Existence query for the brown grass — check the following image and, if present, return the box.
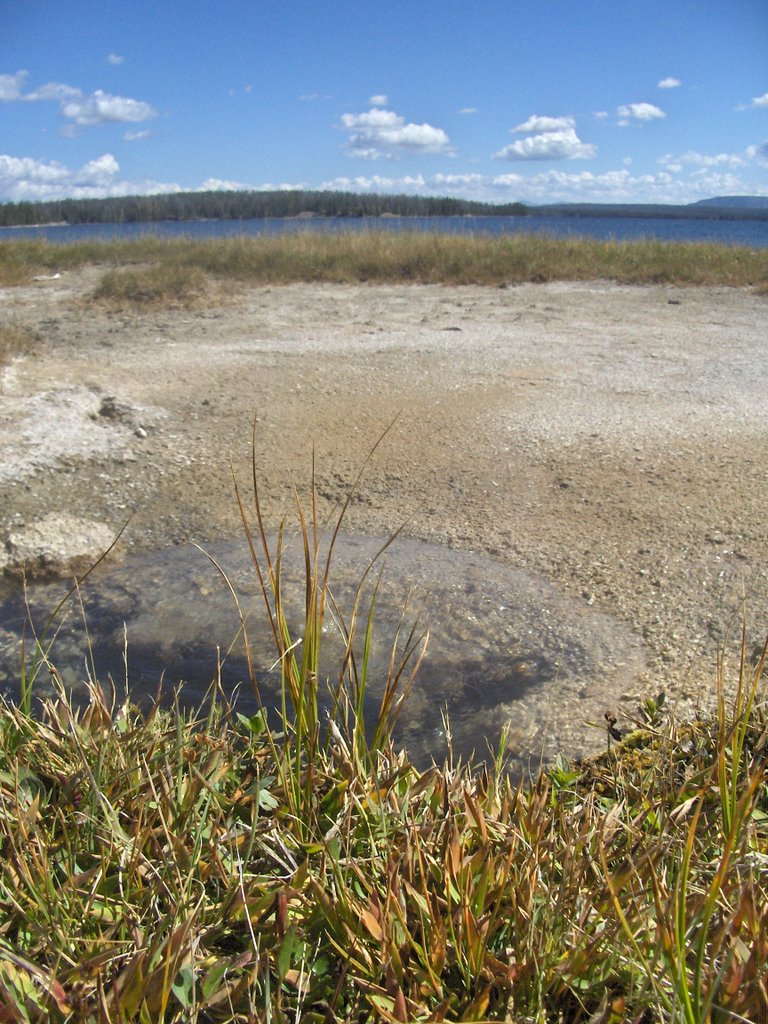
[1,233,766,301]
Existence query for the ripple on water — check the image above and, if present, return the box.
[0,534,646,772]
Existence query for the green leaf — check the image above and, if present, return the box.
[171,966,195,1009]
[277,924,303,981]
[201,961,229,1001]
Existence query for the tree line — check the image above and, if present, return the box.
[0,189,530,227]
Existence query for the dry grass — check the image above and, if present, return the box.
[89,262,213,309]
[1,233,766,301]
[0,324,38,366]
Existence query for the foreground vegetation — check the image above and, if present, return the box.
[1,233,766,304]
[0,463,766,1023]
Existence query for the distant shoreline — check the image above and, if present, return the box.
[1,187,767,230]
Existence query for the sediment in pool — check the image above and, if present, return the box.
[0,534,646,772]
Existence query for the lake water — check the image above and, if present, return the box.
[2,213,767,248]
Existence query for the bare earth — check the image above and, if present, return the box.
[2,269,767,750]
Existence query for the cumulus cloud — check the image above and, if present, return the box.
[339,106,451,159]
[514,114,575,133]
[317,166,766,204]
[432,172,485,187]
[322,173,427,191]
[658,77,681,89]
[495,114,594,161]
[494,128,595,161]
[0,151,178,201]
[489,167,758,204]
[200,177,305,192]
[368,94,388,107]
[617,102,666,123]
[61,90,157,127]
[658,147,758,171]
[107,53,125,65]
[25,82,82,102]
[750,92,768,108]
[0,70,157,132]
[0,70,28,101]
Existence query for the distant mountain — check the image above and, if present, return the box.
[532,200,768,221]
[691,196,768,209]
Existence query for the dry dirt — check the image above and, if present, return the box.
[2,269,767,748]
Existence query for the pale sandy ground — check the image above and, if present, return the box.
[2,269,767,762]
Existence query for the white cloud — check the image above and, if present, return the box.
[458,107,478,115]
[322,173,427,191]
[514,114,574,133]
[750,92,768,108]
[494,128,595,161]
[123,129,153,141]
[368,94,388,107]
[489,166,767,204]
[0,70,28,101]
[0,151,179,201]
[200,178,305,192]
[659,148,751,170]
[340,106,451,159]
[61,90,157,127]
[79,153,120,184]
[658,77,681,89]
[107,53,125,65]
[25,81,82,102]
[0,71,157,132]
[617,102,666,123]
[314,166,767,204]
[432,172,485,187]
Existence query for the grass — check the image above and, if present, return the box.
[0,324,38,367]
[0,233,766,303]
[0,448,766,1023]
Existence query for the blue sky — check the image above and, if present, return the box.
[2,0,767,206]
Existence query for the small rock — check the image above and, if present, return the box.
[0,514,122,579]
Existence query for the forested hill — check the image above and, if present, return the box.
[3,189,766,228]
[0,189,527,227]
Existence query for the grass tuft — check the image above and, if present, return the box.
[89,262,212,309]
[0,324,39,366]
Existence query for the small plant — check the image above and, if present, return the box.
[0,324,38,366]
[89,261,210,308]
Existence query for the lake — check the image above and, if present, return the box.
[2,213,767,247]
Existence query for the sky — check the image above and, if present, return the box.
[1,0,767,207]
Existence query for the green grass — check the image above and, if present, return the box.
[1,452,766,1022]
[1,233,766,301]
